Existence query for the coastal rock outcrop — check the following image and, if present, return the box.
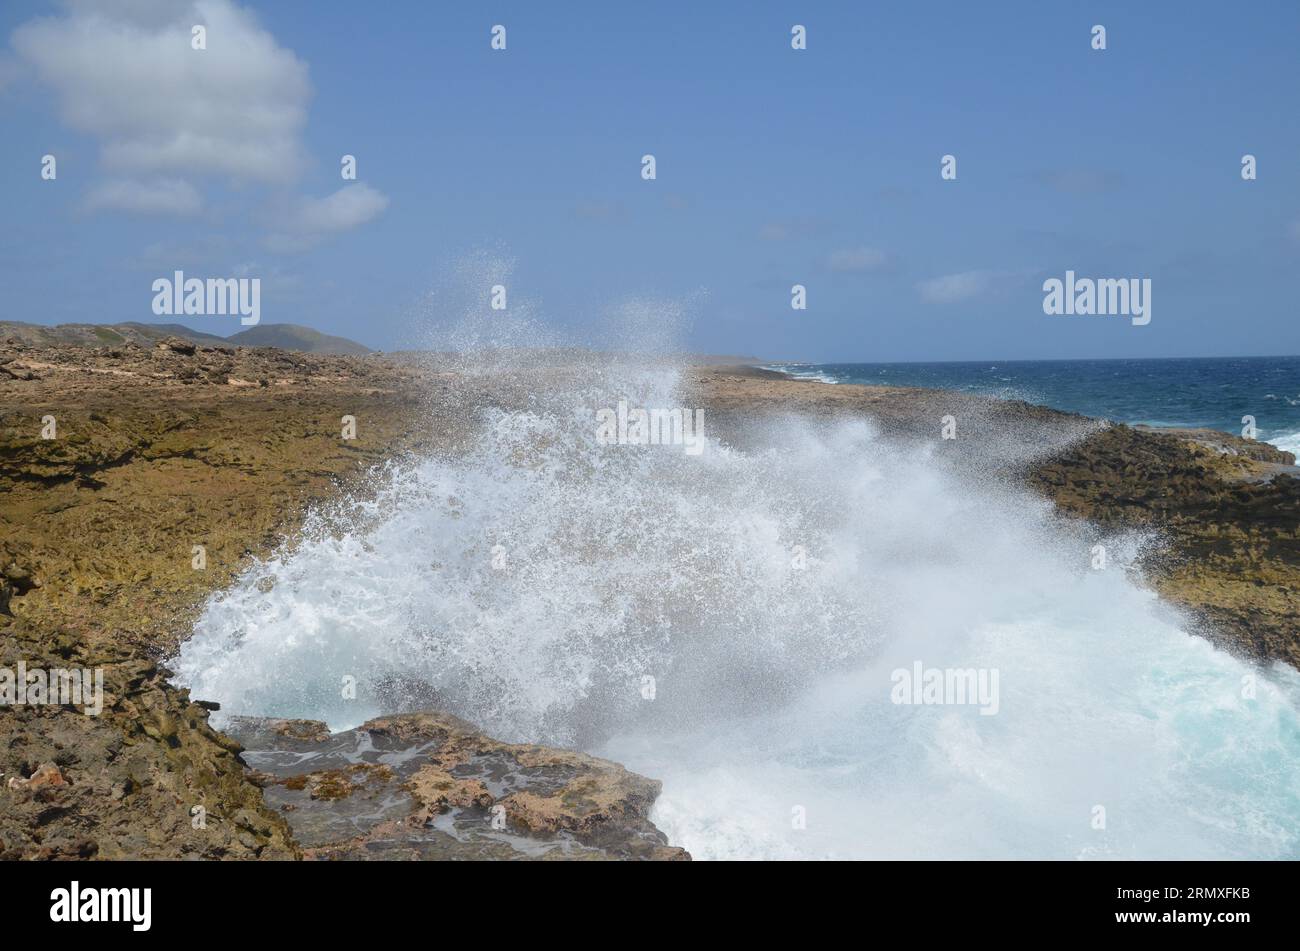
[1028,423,1300,666]
[0,340,426,859]
[230,713,689,861]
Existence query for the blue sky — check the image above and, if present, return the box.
[2,0,1297,361]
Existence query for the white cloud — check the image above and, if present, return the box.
[759,217,833,241]
[263,183,389,252]
[828,246,889,273]
[12,0,311,185]
[130,234,231,270]
[60,1,193,24]
[84,178,202,216]
[0,53,19,94]
[575,200,622,221]
[13,0,389,248]
[1032,168,1122,194]
[917,269,1001,303]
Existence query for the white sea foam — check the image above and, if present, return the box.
[174,358,1300,860]
[1268,429,1300,457]
[762,363,841,384]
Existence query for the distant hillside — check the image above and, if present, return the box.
[0,321,228,348]
[226,324,371,355]
[0,321,370,355]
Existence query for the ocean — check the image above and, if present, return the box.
[764,357,1300,455]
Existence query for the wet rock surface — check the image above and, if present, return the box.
[229,713,689,860]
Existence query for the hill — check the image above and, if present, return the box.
[226,324,371,355]
[0,321,370,355]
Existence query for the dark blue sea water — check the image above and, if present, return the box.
[764,357,1300,455]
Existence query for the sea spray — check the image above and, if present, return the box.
[176,364,889,742]
[175,359,1300,859]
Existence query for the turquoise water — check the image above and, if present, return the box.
[765,357,1300,455]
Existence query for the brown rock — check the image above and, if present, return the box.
[8,762,66,790]
[225,712,689,861]
[156,336,196,356]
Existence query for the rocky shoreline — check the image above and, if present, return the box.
[1,339,1295,860]
[229,713,687,860]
